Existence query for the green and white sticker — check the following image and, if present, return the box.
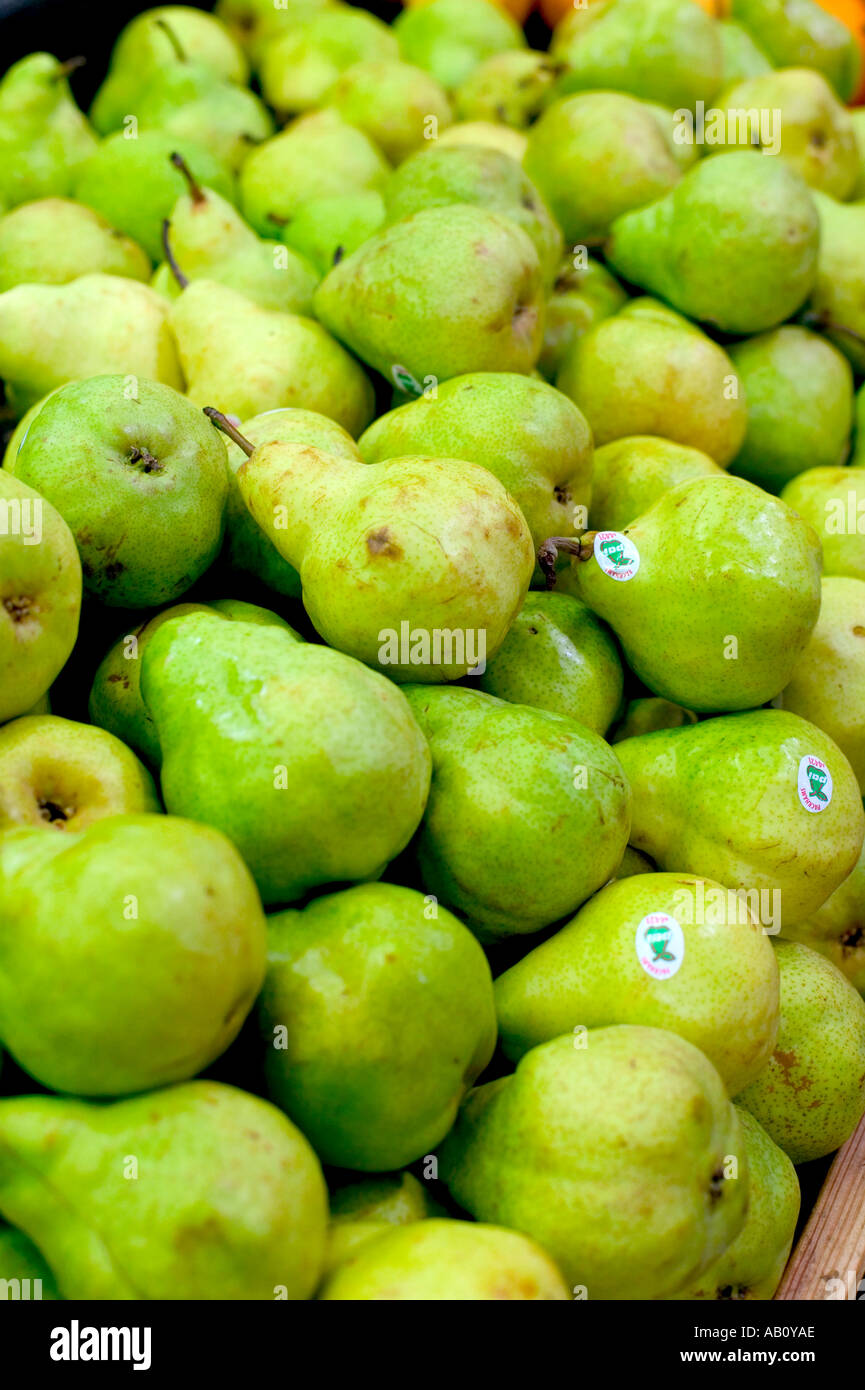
[635,912,684,980]
[390,363,424,397]
[797,755,833,813]
[594,530,640,581]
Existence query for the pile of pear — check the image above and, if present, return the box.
[2,0,865,1303]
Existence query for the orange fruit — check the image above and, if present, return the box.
[813,0,865,103]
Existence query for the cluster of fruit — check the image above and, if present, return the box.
[1,0,865,1304]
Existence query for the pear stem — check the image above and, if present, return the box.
[154,17,187,62]
[204,409,254,457]
[170,151,206,205]
[161,220,189,290]
[53,56,86,81]
[538,533,597,590]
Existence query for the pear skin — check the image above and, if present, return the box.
[781,466,865,581]
[782,838,865,996]
[0,198,150,291]
[589,435,723,531]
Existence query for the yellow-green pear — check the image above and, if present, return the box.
[589,436,723,531]
[781,466,865,581]
[0,199,150,291]
[782,839,865,996]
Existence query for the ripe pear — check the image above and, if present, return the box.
[259,6,398,114]
[440,1026,748,1298]
[0,198,150,291]
[730,0,862,101]
[455,50,560,128]
[394,0,525,92]
[852,109,865,197]
[435,119,527,161]
[0,54,97,209]
[324,60,453,165]
[140,612,431,903]
[614,709,865,928]
[314,205,545,384]
[15,376,228,607]
[738,940,865,1163]
[0,472,81,724]
[495,873,779,1094]
[538,255,627,381]
[808,192,865,375]
[611,697,697,741]
[782,838,865,996]
[556,299,747,464]
[279,191,385,277]
[330,1172,441,1226]
[0,1081,327,1299]
[215,0,327,64]
[719,18,774,83]
[0,715,159,832]
[130,60,273,176]
[589,436,723,531]
[606,152,819,335]
[781,466,865,581]
[402,685,631,940]
[0,814,266,1095]
[259,883,496,1169]
[0,1222,60,1299]
[472,592,624,737]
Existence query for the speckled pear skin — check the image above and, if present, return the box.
[781,467,865,582]
[259,883,496,1170]
[473,591,623,736]
[0,1221,60,1299]
[782,838,865,995]
[606,153,820,336]
[615,710,865,929]
[330,1172,442,1226]
[670,1106,800,1301]
[140,613,431,904]
[589,436,723,532]
[611,697,697,742]
[439,1026,748,1298]
[236,445,535,681]
[0,814,267,1095]
[402,685,631,941]
[496,873,779,1094]
[738,940,865,1163]
[319,1219,570,1301]
[0,1082,328,1300]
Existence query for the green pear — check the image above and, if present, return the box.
[0,199,150,291]
[319,1219,570,1300]
[435,118,527,160]
[240,110,390,239]
[402,685,631,940]
[358,372,592,558]
[777,577,865,791]
[851,108,865,197]
[782,838,865,996]
[394,0,525,92]
[0,275,182,418]
[330,1172,441,1226]
[0,472,81,724]
[215,0,329,64]
[472,591,623,737]
[131,60,272,178]
[0,814,266,1095]
[259,882,495,1169]
[807,192,865,375]
[606,152,819,335]
[0,1081,327,1299]
[719,19,775,83]
[440,1026,747,1298]
[524,92,683,248]
[552,0,723,110]
[555,475,821,712]
[74,129,235,262]
[230,428,535,680]
[495,872,779,1094]
[538,255,627,382]
[611,697,697,742]
[0,715,159,831]
[314,205,545,385]
[0,1221,60,1299]
[279,191,385,277]
[738,939,865,1163]
[259,6,398,114]
[614,845,656,879]
[556,299,747,464]
[0,54,97,209]
[729,326,853,492]
[382,144,562,288]
[614,709,865,928]
[588,436,723,531]
[671,1107,799,1301]
[324,60,453,165]
[169,280,374,432]
[15,376,228,607]
[455,50,561,129]
[0,392,60,474]
[781,466,865,581]
[730,0,862,101]
[140,612,431,903]
[856,382,865,465]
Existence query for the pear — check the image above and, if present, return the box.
[260,6,399,114]
[524,92,683,248]
[0,199,150,291]
[319,1220,570,1300]
[552,474,822,712]
[394,0,525,92]
[556,299,747,465]
[852,108,865,197]
[169,280,374,432]
[729,326,853,492]
[140,612,431,904]
[0,54,97,209]
[324,60,453,165]
[15,376,228,607]
[606,152,819,335]
[495,872,779,1094]
[538,255,627,382]
[615,845,656,879]
[0,1221,60,1299]
[807,192,865,375]
[279,191,385,277]
[239,110,390,239]
[132,57,274,176]
[781,466,865,581]
[402,685,631,941]
[730,0,862,101]
[857,383,865,467]
[671,1107,800,1301]
[611,697,697,742]
[435,119,527,161]
[614,709,865,929]
[0,814,266,1095]
[455,50,561,129]
[0,715,159,832]
[259,883,496,1169]
[314,205,545,384]
[440,1026,747,1298]
[738,940,865,1163]
[215,0,328,64]
[776,577,865,791]
[782,839,865,995]
[589,436,723,532]
[0,1081,327,1299]
[551,0,723,110]
[472,592,624,737]
[719,18,774,83]
[330,1172,442,1226]
[358,372,592,558]
[0,472,81,724]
